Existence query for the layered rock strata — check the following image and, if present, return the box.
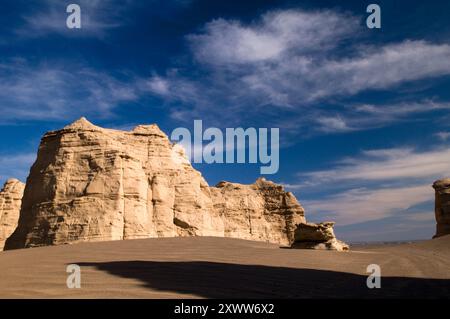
[5,118,306,249]
[432,179,450,238]
[0,179,25,250]
[291,222,349,251]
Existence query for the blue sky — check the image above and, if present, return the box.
[1,0,450,242]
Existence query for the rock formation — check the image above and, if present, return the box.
[0,179,25,250]
[211,179,305,244]
[5,118,306,249]
[432,179,450,238]
[291,222,349,251]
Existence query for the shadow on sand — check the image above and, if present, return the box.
[77,260,450,298]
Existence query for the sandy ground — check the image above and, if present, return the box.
[0,235,449,298]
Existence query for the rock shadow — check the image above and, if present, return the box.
[76,260,450,298]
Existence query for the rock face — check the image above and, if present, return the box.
[211,179,305,244]
[5,118,305,249]
[0,179,25,250]
[432,179,450,238]
[291,222,349,251]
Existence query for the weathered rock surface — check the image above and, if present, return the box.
[211,178,305,244]
[5,118,306,249]
[432,179,450,238]
[0,179,25,250]
[291,222,349,251]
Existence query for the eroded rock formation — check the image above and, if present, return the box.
[211,179,305,244]
[0,179,25,250]
[291,222,349,251]
[5,118,306,249]
[432,179,450,238]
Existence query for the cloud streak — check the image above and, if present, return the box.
[314,99,450,133]
[145,9,450,133]
[0,153,36,184]
[299,147,450,185]
[188,9,358,65]
[16,0,132,38]
[7,8,450,135]
[0,59,141,122]
[303,184,433,225]
[287,146,448,226]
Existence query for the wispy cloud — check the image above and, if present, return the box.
[0,59,141,122]
[316,116,352,133]
[314,100,450,133]
[10,7,449,134]
[188,9,359,65]
[145,9,450,132]
[286,146,448,226]
[405,211,436,222]
[303,184,433,225]
[435,131,450,141]
[16,0,132,38]
[310,41,450,99]
[4,6,450,136]
[0,153,36,184]
[334,210,436,242]
[298,147,450,185]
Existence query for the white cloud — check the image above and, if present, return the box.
[405,212,436,222]
[16,0,131,38]
[189,18,285,64]
[316,116,351,132]
[0,153,36,184]
[311,41,450,99]
[287,146,448,226]
[144,76,170,95]
[299,147,450,184]
[306,100,450,134]
[354,100,450,117]
[224,40,450,104]
[0,59,140,122]
[147,9,450,130]
[188,10,357,65]
[141,70,202,105]
[303,184,433,225]
[435,131,450,141]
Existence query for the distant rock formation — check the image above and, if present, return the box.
[0,179,25,250]
[5,118,307,249]
[291,222,349,251]
[432,179,450,238]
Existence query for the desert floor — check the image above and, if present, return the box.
[0,235,449,298]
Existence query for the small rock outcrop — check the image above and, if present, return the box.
[291,222,349,251]
[432,179,450,238]
[0,179,25,250]
[5,118,306,249]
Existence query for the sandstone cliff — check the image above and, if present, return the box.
[432,179,450,238]
[5,118,306,249]
[0,179,25,250]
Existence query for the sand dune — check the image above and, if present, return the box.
[0,236,449,298]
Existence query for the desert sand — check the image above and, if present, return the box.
[0,236,449,298]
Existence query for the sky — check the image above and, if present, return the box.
[1,0,450,242]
